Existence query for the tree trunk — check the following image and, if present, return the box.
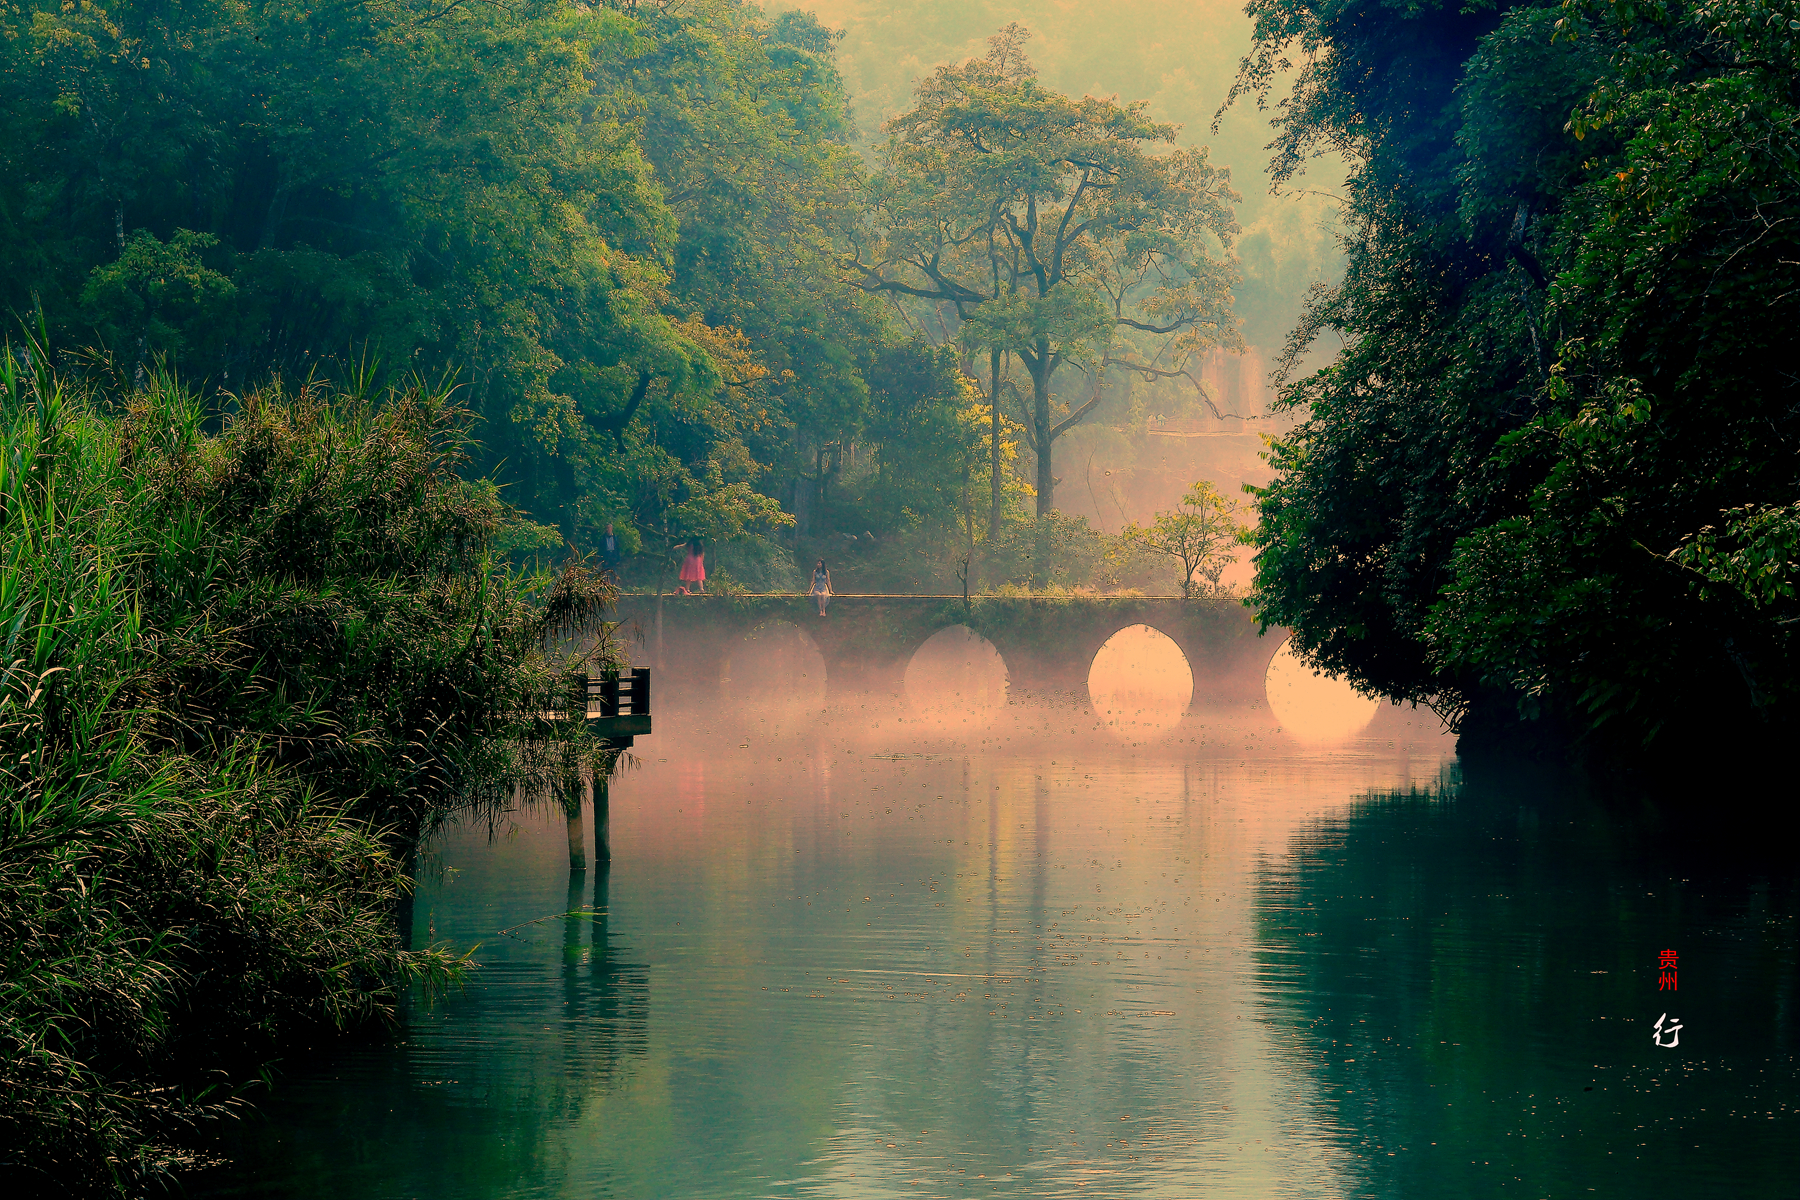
[556,451,578,553]
[258,173,292,253]
[1031,343,1055,517]
[988,348,1003,538]
[961,452,976,593]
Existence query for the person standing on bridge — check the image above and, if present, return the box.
[810,559,832,616]
[678,538,706,594]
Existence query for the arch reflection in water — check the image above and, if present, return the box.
[1087,624,1193,738]
[904,624,1008,723]
[720,620,826,712]
[1265,638,1379,743]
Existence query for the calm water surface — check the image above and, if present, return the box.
[195,699,1800,1199]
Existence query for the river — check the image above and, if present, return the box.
[193,673,1799,1198]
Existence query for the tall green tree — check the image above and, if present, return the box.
[861,340,988,551]
[590,1,886,544]
[1231,0,1800,757]
[851,24,1242,518]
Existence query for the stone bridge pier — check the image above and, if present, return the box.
[612,594,1287,714]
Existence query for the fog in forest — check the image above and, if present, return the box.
[781,0,1347,575]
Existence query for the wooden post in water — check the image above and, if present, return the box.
[564,774,587,872]
[592,760,613,863]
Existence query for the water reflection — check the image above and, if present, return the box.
[1255,768,1800,1197]
[199,830,651,1197]
[192,706,1798,1199]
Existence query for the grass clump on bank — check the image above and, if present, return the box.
[0,340,617,1194]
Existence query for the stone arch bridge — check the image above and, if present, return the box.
[612,594,1287,712]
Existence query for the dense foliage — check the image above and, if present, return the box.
[0,0,1262,596]
[0,342,613,1194]
[1233,0,1800,756]
[0,0,837,565]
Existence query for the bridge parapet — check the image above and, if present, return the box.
[612,594,1284,712]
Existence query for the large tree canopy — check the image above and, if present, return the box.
[1231,0,1800,759]
[2,0,1255,598]
[852,25,1242,517]
[0,0,868,562]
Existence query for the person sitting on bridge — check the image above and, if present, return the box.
[811,559,832,616]
[677,538,706,595]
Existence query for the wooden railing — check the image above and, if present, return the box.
[577,667,651,746]
[581,667,650,717]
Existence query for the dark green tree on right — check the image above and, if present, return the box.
[1230,0,1800,759]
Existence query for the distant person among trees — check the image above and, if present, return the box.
[678,538,706,594]
[811,560,832,616]
[600,523,622,579]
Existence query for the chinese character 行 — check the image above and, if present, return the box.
[1652,1012,1683,1049]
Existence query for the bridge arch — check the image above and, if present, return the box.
[1087,624,1194,737]
[620,594,1287,712]
[1263,635,1379,741]
[903,624,1009,723]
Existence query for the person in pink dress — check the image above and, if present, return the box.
[677,538,706,594]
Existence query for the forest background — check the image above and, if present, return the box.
[0,0,1342,600]
[9,0,1796,748]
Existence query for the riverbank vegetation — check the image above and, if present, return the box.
[0,340,616,1194]
[1229,0,1800,758]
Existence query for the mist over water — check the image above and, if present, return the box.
[905,625,1010,723]
[724,621,830,714]
[1089,625,1194,740]
[194,635,1800,1199]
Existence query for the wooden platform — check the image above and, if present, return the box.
[581,667,650,747]
[585,712,651,746]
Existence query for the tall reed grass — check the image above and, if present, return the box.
[0,336,618,1194]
